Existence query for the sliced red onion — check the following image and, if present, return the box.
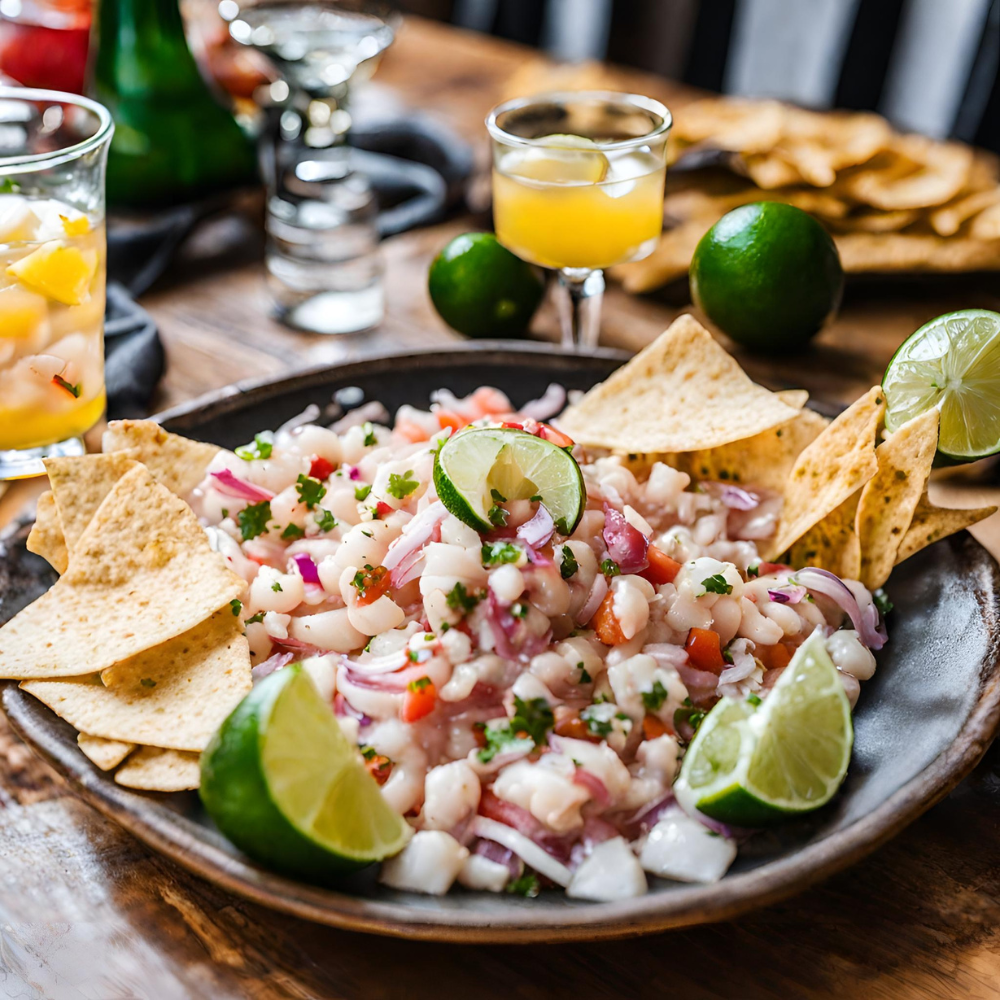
[572,767,610,808]
[291,552,320,585]
[348,466,361,481]
[210,469,274,502]
[519,383,567,422]
[251,651,293,681]
[643,643,689,668]
[794,567,887,650]
[576,573,608,626]
[331,400,389,434]
[342,651,409,676]
[524,546,553,567]
[333,693,371,726]
[718,638,757,686]
[343,660,433,690]
[271,635,323,655]
[675,663,722,706]
[767,584,807,604]
[473,838,524,880]
[701,481,760,511]
[620,791,676,838]
[484,589,551,662]
[383,501,447,576]
[517,504,555,548]
[602,503,649,574]
[470,816,573,887]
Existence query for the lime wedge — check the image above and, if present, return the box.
[433,427,585,534]
[675,632,853,827]
[503,134,609,184]
[882,308,1000,461]
[199,664,411,881]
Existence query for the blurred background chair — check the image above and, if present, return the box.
[403,0,1000,153]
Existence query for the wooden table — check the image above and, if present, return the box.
[3,17,1000,1000]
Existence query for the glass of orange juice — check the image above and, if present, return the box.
[487,92,670,349]
[0,87,113,479]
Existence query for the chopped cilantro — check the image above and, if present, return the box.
[578,663,592,684]
[362,422,377,447]
[361,746,377,761]
[873,589,894,616]
[529,494,543,503]
[702,573,733,595]
[482,541,522,566]
[747,693,762,707]
[476,696,554,763]
[407,650,419,662]
[295,474,327,509]
[387,470,419,500]
[582,708,613,739]
[488,503,508,528]
[235,433,273,461]
[246,611,265,625]
[271,580,283,592]
[221,508,229,519]
[361,530,373,538]
[506,872,540,898]
[407,675,432,692]
[314,508,337,532]
[281,523,305,540]
[511,602,528,619]
[440,622,451,633]
[641,679,668,711]
[52,373,81,398]
[355,484,372,502]
[229,599,242,616]
[446,581,482,613]
[0,177,21,194]
[236,501,271,541]
[747,561,760,578]
[600,558,620,577]
[490,488,507,503]
[559,545,578,579]
[674,697,707,736]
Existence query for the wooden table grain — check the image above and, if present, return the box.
[2,17,1000,1000]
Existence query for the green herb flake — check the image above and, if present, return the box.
[482,541,523,566]
[52,373,81,398]
[641,679,668,711]
[506,872,540,898]
[314,508,337,532]
[446,581,482,614]
[407,675,432,692]
[235,433,273,461]
[139,678,157,689]
[559,545,578,580]
[355,484,372,502]
[702,573,733,595]
[271,580,283,592]
[236,501,272,541]
[229,598,242,617]
[578,663,592,684]
[600,558,621,577]
[873,589,894,616]
[747,693,762,707]
[476,696,554,763]
[281,523,305,540]
[387,470,419,500]
[246,612,265,625]
[490,488,507,503]
[363,422,377,447]
[295,474,327,510]
[488,503,508,528]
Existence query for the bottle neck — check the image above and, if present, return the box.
[92,0,206,98]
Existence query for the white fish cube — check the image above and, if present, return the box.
[379,831,469,895]
[639,805,737,883]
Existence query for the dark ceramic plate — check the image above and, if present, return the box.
[3,343,1000,942]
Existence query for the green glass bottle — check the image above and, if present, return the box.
[92,0,258,209]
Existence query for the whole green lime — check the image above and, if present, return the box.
[690,202,844,353]
[428,232,544,339]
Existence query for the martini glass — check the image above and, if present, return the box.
[487,92,671,349]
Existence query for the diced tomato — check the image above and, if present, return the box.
[375,500,393,518]
[642,544,681,585]
[758,642,793,670]
[308,456,335,481]
[685,627,726,674]
[354,564,391,606]
[396,421,430,444]
[500,421,524,431]
[758,562,793,576]
[400,678,436,722]
[364,753,393,786]
[436,410,466,432]
[537,423,574,449]
[592,591,629,646]
[642,713,671,740]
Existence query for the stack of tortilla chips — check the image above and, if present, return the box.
[560,315,996,588]
[0,421,251,792]
[502,61,1000,290]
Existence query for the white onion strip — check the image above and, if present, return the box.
[470,816,573,887]
[576,574,608,626]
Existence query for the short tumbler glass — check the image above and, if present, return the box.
[487,91,670,350]
[0,87,113,480]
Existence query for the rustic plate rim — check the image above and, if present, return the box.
[3,344,1000,942]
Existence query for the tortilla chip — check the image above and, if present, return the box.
[672,98,787,156]
[834,230,1000,273]
[856,409,940,589]
[103,420,219,496]
[44,453,138,554]
[559,316,804,453]
[765,386,885,560]
[895,494,997,565]
[929,187,1000,237]
[741,153,803,190]
[21,611,251,751]
[114,747,200,792]
[830,208,920,233]
[78,734,135,770]
[26,491,69,574]
[0,465,245,679]
[969,201,1000,241]
[788,490,862,578]
[657,403,828,492]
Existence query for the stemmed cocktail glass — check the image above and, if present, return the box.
[487,92,671,349]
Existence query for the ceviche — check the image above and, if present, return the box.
[6,316,990,903]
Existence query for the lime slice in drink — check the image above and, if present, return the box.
[503,134,609,184]
[882,309,1000,461]
[433,426,585,535]
[199,664,411,881]
[675,632,853,827]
